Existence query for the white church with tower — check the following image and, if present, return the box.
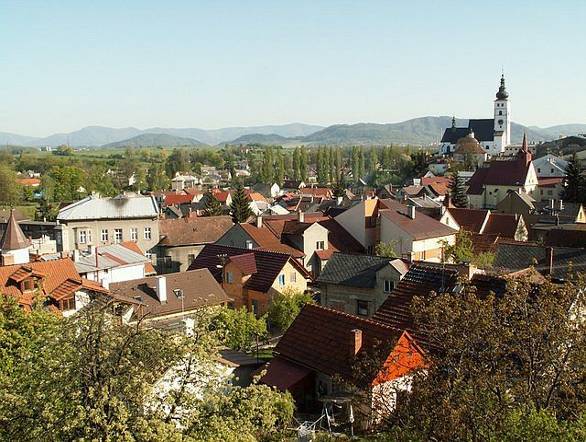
[439,74,511,157]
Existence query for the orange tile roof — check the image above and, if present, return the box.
[16,178,41,186]
[0,258,108,309]
[164,193,194,206]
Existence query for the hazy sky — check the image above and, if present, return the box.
[1,0,585,136]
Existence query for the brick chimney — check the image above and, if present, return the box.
[349,329,363,358]
[298,211,305,223]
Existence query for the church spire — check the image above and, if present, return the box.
[496,73,509,100]
[521,132,528,152]
[451,115,456,129]
[0,209,30,252]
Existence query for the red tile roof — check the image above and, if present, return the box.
[228,253,258,275]
[0,258,109,309]
[299,187,333,198]
[273,304,403,379]
[378,199,457,240]
[189,244,311,292]
[482,213,522,239]
[159,216,234,246]
[211,189,231,203]
[448,208,489,233]
[421,176,450,187]
[239,224,303,257]
[164,193,194,206]
[16,178,41,186]
[467,152,532,195]
[538,177,563,187]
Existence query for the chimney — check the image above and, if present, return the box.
[72,249,80,262]
[440,205,447,215]
[155,276,167,304]
[545,247,554,275]
[256,216,263,228]
[559,199,564,211]
[349,329,363,358]
[298,211,305,223]
[100,278,109,290]
[408,205,416,219]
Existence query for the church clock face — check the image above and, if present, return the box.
[498,119,504,125]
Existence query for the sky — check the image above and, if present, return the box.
[1,0,585,136]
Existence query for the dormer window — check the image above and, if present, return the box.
[22,278,35,292]
[226,272,234,284]
[61,297,75,311]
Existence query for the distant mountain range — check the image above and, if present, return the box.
[1,118,585,148]
[0,123,323,147]
[102,133,205,148]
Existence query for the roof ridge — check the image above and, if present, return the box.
[304,303,402,333]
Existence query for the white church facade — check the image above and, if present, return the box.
[439,75,511,157]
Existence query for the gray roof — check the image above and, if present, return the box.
[316,252,408,288]
[493,243,586,280]
[57,194,159,221]
[74,243,149,273]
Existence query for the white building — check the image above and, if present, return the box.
[439,74,511,157]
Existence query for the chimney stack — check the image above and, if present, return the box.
[298,211,305,223]
[256,216,263,228]
[155,276,167,304]
[408,205,416,219]
[349,329,363,358]
[72,249,80,262]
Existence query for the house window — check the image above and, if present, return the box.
[251,299,260,315]
[384,280,394,293]
[278,274,286,286]
[356,300,369,316]
[130,227,138,241]
[550,168,554,174]
[146,252,155,264]
[316,240,325,250]
[226,271,234,284]
[78,230,87,244]
[114,228,123,243]
[101,229,109,242]
[290,272,297,283]
[61,297,75,311]
[537,168,541,173]
[245,240,253,249]
[144,227,152,240]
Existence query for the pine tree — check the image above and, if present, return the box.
[202,191,224,216]
[299,148,308,181]
[274,151,285,186]
[292,147,301,180]
[335,147,342,183]
[351,146,359,182]
[357,147,365,180]
[452,174,468,208]
[562,153,584,203]
[230,183,253,223]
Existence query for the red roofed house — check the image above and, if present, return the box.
[335,199,457,262]
[16,177,41,187]
[467,136,538,209]
[448,207,528,241]
[0,210,113,315]
[260,304,425,420]
[188,244,311,315]
[216,212,364,276]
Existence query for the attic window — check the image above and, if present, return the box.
[22,278,35,291]
[61,297,75,311]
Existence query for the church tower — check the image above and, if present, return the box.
[0,209,31,265]
[493,74,511,153]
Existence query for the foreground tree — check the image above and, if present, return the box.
[0,297,294,441]
[267,288,314,331]
[442,230,495,269]
[450,173,469,208]
[391,274,586,440]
